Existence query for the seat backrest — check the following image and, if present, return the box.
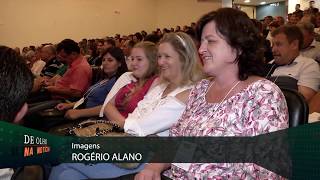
[268,76,298,91]
[27,100,61,115]
[281,88,309,127]
[91,66,103,85]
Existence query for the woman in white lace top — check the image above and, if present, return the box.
[119,32,204,136]
[49,32,204,179]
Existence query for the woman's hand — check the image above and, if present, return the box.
[56,103,73,111]
[134,167,161,180]
[135,163,169,180]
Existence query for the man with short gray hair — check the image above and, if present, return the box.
[40,44,63,77]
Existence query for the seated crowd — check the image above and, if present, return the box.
[1,5,320,180]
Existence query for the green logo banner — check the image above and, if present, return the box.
[0,121,320,179]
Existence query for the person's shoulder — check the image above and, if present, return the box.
[297,56,320,71]
[122,71,133,76]
[118,72,135,81]
[188,78,211,97]
[296,55,317,64]
[249,77,283,96]
[75,57,91,70]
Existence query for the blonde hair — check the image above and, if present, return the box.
[133,41,158,81]
[159,32,204,86]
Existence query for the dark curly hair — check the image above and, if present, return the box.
[196,8,265,80]
[0,46,33,122]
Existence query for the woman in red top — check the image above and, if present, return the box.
[104,41,159,124]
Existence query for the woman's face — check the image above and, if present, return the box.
[157,42,183,83]
[102,53,120,76]
[130,48,150,79]
[198,21,238,76]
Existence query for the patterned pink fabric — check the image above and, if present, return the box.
[167,79,289,179]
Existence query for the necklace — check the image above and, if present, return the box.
[208,80,241,112]
[187,80,241,136]
[265,63,280,84]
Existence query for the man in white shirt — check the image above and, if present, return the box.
[298,22,320,62]
[271,25,320,101]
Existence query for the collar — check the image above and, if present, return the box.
[69,55,83,68]
[270,55,299,66]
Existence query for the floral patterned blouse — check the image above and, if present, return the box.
[167,79,289,180]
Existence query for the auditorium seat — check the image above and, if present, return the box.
[281,88,309,127]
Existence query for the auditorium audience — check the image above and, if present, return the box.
[298,22,320,62]
[32,45,64,93]
[263,15,273,37]
[175,25,181,32]
[30,51,46,77]
[251,19,274,62]
[115,32,203,135]
[307,0,319,15]
[49,41,159,179]
[13,47,20,55]
[89,39,105,66]
[121,39,135,71]
[104,38,116,50]
[86,43,99,66]
[40,45,64,78]
[41,39,92,100]
[288,13,300,25]
[266,21,280,41]
[22,46,29,57]
[50,32,203,179]
[55,47,127,120]
[295,4,303,15]
[275,16,285,26]
[135,7,288,179]
[24,50,36,68]
[269,25,320,101]
[4,1,320,179]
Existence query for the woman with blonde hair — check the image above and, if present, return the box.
[102,41,159,120]
[49,32,204,179]
[49,41,159,180]
[108,32,204,136]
